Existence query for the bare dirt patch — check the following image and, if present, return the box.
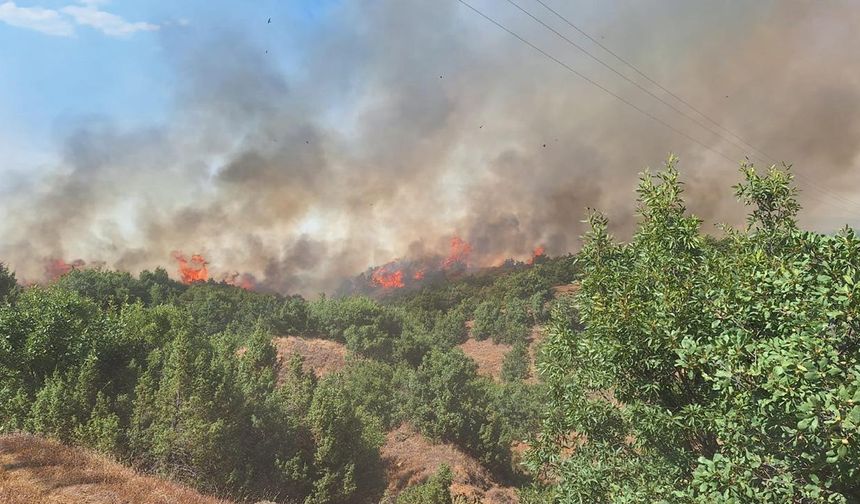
[459,325,545,383]
[458,337,512,382]
[0,434,227,504]
[381,424,518,504]
[272,335,347,379]
[551,282,580,298]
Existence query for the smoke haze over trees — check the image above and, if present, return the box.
[2,0,860,293]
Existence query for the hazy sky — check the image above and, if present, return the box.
[2,1,859,293]
[0,0,331,173]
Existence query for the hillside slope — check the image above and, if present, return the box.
[381,424,518,504]
[0,434,227,504]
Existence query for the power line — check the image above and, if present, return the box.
[455,0,738,165]
[526,0,860,213]
[504,0,767,165]
[532,0,770,160]
[458,0,860,214]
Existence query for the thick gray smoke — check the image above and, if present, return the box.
[2,0,859,294]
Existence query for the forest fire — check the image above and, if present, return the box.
[529,245,546,265]
[371,262,405,289]
[223,272,257,290]
[44,258,85,280]
[442,236,472,269]
[172,252,209,284]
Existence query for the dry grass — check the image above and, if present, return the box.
[458,337,513,382]
[0,434,228,504]
[551,282,580,298]
[459,325,546,383]
[381,424,518,504]
[272,335,347,380]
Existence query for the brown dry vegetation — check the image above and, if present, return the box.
[459,326,546,383]
[551,282,580,297]
[381,424,518,504]
[458,337,512,382]
[272,335,347,380]
[0,434,228,504]
[457,283,577,383]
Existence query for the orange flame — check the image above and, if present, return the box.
[412,269,426,280]
[442,236,472,269]
[223,271,256,290]
[45,258,85,280]
[172,251,209,284]
[529,245,546,265]
[371,262,405,289]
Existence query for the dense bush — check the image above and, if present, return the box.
[531,158,860,502]
[0,214,578,502]
[0,262,20,303]
[404,348,512,474]
[336,359,401,430]
[471,300,502,341]
[0,284,382,503]
[501,340,530,383]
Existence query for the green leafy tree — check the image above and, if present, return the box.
[531,157,860,502]
[337,359,400,429]
[0,263,19,304]
[500,297,530,344]
[305,377,385,504]
[472,301,502,341]
[501,340,530,383]
[55,268,150,308]
[405,348,512,474]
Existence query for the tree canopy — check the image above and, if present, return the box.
[531,157,860,502]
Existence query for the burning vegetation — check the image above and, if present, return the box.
[354,236,551,296]
[33,236,546,295]
[529,246,546,265]
[44,259,85,281]
[172,252,209,284]
[442,236,472,270]
[371,262,406,289]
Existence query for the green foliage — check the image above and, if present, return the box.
[531,156,860,502]
[311,296,391,340]
[0,262,19,303]
[472,298,531,344]
[528,291,549,324]
[404,348,512,474]
[395,464,453,504]
[431,306,469,347]
[0,278,386,502]
[305,377,385,504]
[178,282,307,337]
[0,222,580,501]
[501,297,531,344]
[472,300,502,341]
[55,268,152,307]
[501,340,530,383]
[337,359,401,429]
[491,381,544,441]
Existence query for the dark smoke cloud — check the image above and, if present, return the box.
[2,0,859,294]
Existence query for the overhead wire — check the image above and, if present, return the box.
[507,0,860,211]
[455,0,738,165]
[457,0,860,214]
[529,0,860,214]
